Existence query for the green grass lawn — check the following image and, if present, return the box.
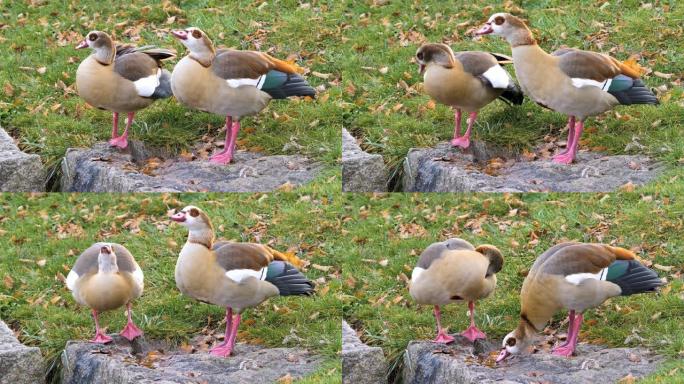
[341,178,684,382]
[339,0,684,177]
[1,0,343,187]
[0,186,344,382]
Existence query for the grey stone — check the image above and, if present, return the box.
[403,141,664,192]
[0,319,44,384]
[342,320,387,384]
[403,337,664,384]
[342,129,388,192]
[0,127,46,192]
[61,141,323,192]
[61,335,322,384]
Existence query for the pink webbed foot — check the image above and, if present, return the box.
[450,136,471,149]
[552,344,576,357]
[552,152,575,164]
[433,331,455,344]
[90,331,113,344]
[209,151,233,165]
[209,343,234,357]
[460,325,486,342]
[108,135,129,149]
[119,321,143,341]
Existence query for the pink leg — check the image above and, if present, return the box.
[460,301,487,342]
[554,116,576,157]
[553,312,583,357]
[90,310,113,344]
[212,308,233,348]
[210,311,241,357]
[451,111,477,149]
[449,108,463,145]
[109,112,133,149]
[553,310,576,349]
[210,117,238,164]
[119,303,143,341]
[111,112,120,139]
[553,119,583,164]
[432,305,455,344]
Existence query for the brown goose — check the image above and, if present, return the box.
[416,43,523,149]
[409,238,503,343]
[66,243,144,343]
[76,31,175,149]
[170,205,314,357]
[476,13,658,164]
[170,27,316,164]
[497,242,662,362]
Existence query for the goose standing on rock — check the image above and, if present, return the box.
[475,13,658,164]
[170,205,315,357]
[170,28,316,164]
[409,238,503,343]
[76,31,175,149]
[66,243,144,343]
[497,242,662,362]
[416,43,523,149]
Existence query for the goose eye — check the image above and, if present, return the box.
[191,30,202,39]
[506,337,517,347]
[416,52,424,60]
[88,33,97,41]
[494,16,505,25]
[189,208,200,217]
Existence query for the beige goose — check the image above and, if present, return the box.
[170,205,314,357]
[409,238,503,343]
[76,31,175,149]
[66,243,144,343]
[476,13,658,164]
[497,242,662,362]
[170,28,316,164]
[416,43,523,149]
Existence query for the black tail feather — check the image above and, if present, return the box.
[265,261,315,296]
[609,79,659,106]
[263,73,316,100]
[608,260,663,296]
[498,83,524,105]
[150,69,173,99]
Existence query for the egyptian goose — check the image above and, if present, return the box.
[170,28,316,164]
[66,243,144,343]
[476,13,658,164]
[76,31,175,149]
[497,242,662,362]
[170,205,315,357]
[416,44,523,149]
[409,238,503,343]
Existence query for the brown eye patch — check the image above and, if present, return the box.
[506,337,517,347]
[494,16,505,25]
[191,30,202,39]
[416,51,424,60]
[88,33,97,41]
[189,208,200,217]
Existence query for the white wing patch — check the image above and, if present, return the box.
[226,75,266,89]
[66,270,79,290]
[133,69,161,97]
[571,78,612,91]
[565,268,608,285]
[411,267,425,284]
[131,264,144,288]
[482,65,511,89]
[226,267,268,283]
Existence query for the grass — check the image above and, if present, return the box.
[338,0,684,177]
[1,0,343,187]
[340,178,684,382]
[0,186,344,382]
